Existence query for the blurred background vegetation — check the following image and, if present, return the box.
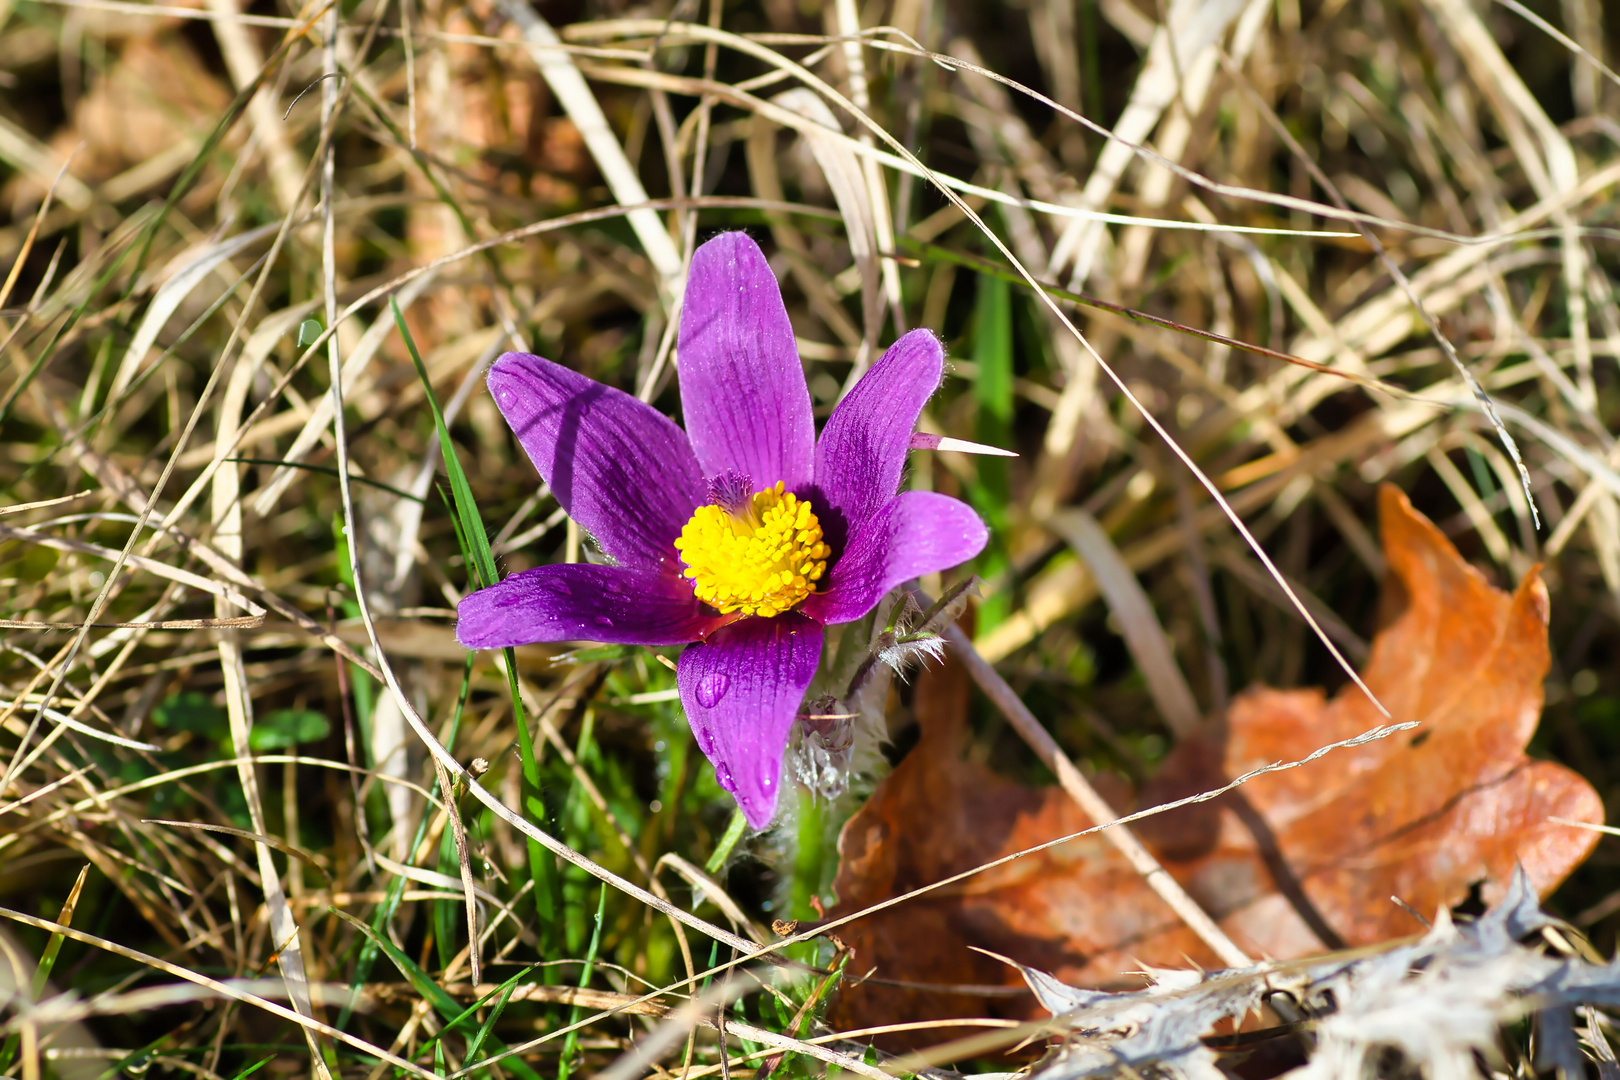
[1,0,1619,1074]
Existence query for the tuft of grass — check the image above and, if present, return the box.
[0,0,1617,1076]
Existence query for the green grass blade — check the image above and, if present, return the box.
[330,909,543,1080]
[0,12,316,428]
[968,270,1014,631]
[392,297,496,589]
[557,883,609,1080]
[334,653,476,1033]
[332,909,462,1015]
[463,967,532,1070]
[393,298,562,964]
[0,865,89,1074]
[972,271,1014,426]
[421,964,535,1062]
[705,808,748,875]
[227,1055,276,1080]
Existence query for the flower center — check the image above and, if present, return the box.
[674,481,830,618]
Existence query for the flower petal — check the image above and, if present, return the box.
[677,232,815,491]
[812,329,943,542]
[802,491,988,626]
[677,612,822,829]
[456,564,727,648]
[488,352,705,570]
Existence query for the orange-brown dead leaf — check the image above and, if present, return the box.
[826,486,1601,1048]
[54,36,230,184]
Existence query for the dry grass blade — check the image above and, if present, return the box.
[0,155,75,315]
[655,852,770,945]
[19,978,362,1024]
[0,702,158,752]
[1217,46,1545,531]
[596,976,749,1080]
[1493,0,1620,91]
[498,0,683,294]
[772,87,882,366]
[2,1,1614,1074]
[316,71,778,1022]
[472,718,1417,1078]
[429,756,483,986]
[934,619,1252,968]
[0,615,264,630]
[143,819,331,881]
[643,19,1390,715]
[0,909,434,1078]
[0,492,93,517]
[1048,509,1202,735]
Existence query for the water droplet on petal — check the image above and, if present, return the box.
[715,763,734,791]
[593,615,613,628]
[694,672,731,709]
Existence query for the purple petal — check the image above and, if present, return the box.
[802,491,988,626]
[487,353,705,571]
[677,233,815,491]
[812,329,943,541]
[456,564,728,648]
[677,612,822,829]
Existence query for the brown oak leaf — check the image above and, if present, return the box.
[826,486,1601,1046]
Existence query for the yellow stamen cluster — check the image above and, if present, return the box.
[674,481,830,618]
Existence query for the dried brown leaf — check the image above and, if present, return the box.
[827,486,1601,1047]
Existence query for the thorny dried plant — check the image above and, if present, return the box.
[0,0,1618,1076]
[997,868,1620,1080]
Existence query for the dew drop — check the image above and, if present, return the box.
[593,615,614,628]
[715,763,735,791]
[694,671,731,708]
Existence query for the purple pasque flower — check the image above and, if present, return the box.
[456,232,987,828]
